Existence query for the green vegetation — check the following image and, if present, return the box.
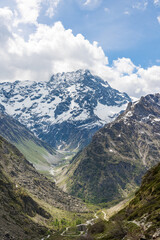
[15,139,51,168]
[84,162,160,240]
[0,113,58,171]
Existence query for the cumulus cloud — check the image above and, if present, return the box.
[0,5,160,99]
[14,0,61,25]
[157,16,160,23]
[0,7,13,21]
[112,58,137,75]
[15,0,42,25]
[0,11,108,82]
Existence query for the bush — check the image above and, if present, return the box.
[88,221,105,234]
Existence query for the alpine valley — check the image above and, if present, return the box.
[0,70,160,240]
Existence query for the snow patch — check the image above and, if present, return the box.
[94,102,127,122]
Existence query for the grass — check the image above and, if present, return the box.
[30,194,95,232]
[15,139,51,169]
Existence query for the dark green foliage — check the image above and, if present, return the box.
[126,162,160,223]
[88,221,105,234]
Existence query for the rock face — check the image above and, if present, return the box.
[64,93,160,203]
[0,69,130,150]
[0,136,87,213]
[0,112,60,170]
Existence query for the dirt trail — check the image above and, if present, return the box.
[102,198,131,220]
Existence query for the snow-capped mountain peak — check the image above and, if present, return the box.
[0,69,131,150]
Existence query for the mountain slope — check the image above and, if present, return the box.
[0,112,61,171]
[88,162,160,240]
[126,162,160,226]
[0,135,87,213]
[0,168,49,240]
[0,69,130,150]
[63,93,160,203]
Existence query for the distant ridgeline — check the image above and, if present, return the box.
[0,69,130,151]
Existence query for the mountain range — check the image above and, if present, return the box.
[0,69,130,151]
[61,93,160,204]
[0,69,160,240]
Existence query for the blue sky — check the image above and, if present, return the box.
[0,0,160,98]
[37,0,160,67]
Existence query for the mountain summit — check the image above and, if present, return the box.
[0,69,130,150]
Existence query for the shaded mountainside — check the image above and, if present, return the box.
[0,168,49,240]
[0,69,130,150]
[87,162,160,240]
[0,112,61,171]
[63,93,160,204]
[0,135,87,213]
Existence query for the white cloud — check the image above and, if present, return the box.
[14,0,61,25]
[157,16,160,23]
[112,58,137,75]
[0,6,160,99]
[92,58,160,98]
[132,0,148,10]
[0,16,108,82]
[154,0,160,5]
[124,11,130,15]
[45,0,61,18]
[84,0,91,5]
[15,0,42,25]
[0,7,14,45]
[0,7,13,21]
[82,0,102,9]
